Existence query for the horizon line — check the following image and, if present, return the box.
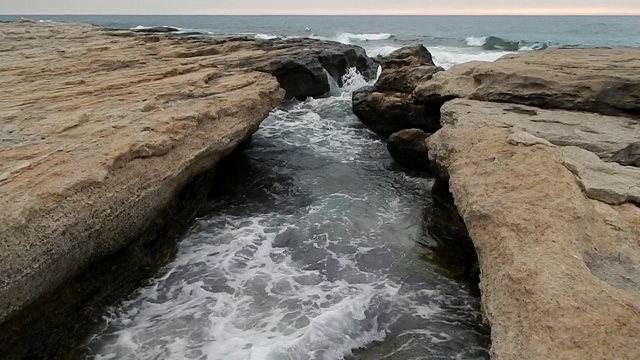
[4,13,640,16]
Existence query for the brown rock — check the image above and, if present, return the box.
[427,123,640,360]
[414,48,640,117]
[440,99,640,163]
[0,21,374,327]
[387,129,431,169]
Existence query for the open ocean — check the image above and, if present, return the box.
[2,14,639,360]
[1,15,639,68]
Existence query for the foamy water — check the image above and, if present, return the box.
[84,71,488,360]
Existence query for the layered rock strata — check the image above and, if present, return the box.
[0,21,376,327]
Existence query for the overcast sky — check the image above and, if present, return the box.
[2,0,640,15]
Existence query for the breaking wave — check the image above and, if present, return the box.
[312,32,394,44]
[465,35,549,51]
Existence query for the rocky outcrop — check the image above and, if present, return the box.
[0,21,375,329]
[352,45,444,136]
[387,129,431,169]
[414,48,640,117]
[255,38,377,99]
[425,84,640,358]
[440,99,640,164]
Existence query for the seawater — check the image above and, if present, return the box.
[82,70,487,359]
[2,15,639,68]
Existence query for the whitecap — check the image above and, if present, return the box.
[429,46,513,69]
[254,33,279,40]
[465,36,487,47]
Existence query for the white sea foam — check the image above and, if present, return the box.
[429,46,513,69]
[465,36,487,47]
[366,45,401,57]
[85,58,486,359]
[311,32,393,44]
[254,33,279,40]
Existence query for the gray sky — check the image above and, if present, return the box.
[2,0,640,15]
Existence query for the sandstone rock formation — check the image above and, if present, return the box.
[352,45,444,136]
[427,125,640,360]
[0,21,375,329]
[414,48,640,117]
[386,129,431,169]
[356,45,640,359]
[424,70,640,358]
[440,99,640,164]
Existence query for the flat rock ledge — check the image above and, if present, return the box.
[0,21,375,326]
[426,79,640,358]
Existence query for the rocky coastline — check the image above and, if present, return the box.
[356,46,640,359]
[0,21,377,358]
[2,19,640,360]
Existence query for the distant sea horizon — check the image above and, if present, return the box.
[2,14,638,69]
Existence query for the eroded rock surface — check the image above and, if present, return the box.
[0,21,374,325]
[441,99,640,163]
[414,48,640,117]
[430,99,640,359]
[427,126,640,360]
[352,45,444,136]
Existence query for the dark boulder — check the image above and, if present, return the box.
[610,143,640,167]
[387,129,431,170]
[352,45,444,136]
[375,45,444,93]
[352,86,441,137]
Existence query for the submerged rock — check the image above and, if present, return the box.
[387,129,431,170]
[352,45,444,136]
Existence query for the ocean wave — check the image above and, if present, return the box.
[465,35,549,51]
[429,46,512,69]
[255,33,279,40]
[312,32,394,44]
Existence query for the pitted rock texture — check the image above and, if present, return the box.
[427,126,640,360]
[440,99,640,163]
[414,48,640,117]
[0,21,375,324]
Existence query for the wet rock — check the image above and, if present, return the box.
[258,38,377,99]
[414,48,640,117]
[375,45,443,93]
[423,179,479,279]
[352,45,444,136]
[610,143,640,167]
[387,129,431,170]
[352,87,441,136]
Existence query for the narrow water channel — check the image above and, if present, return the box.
[84,75,489,360]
